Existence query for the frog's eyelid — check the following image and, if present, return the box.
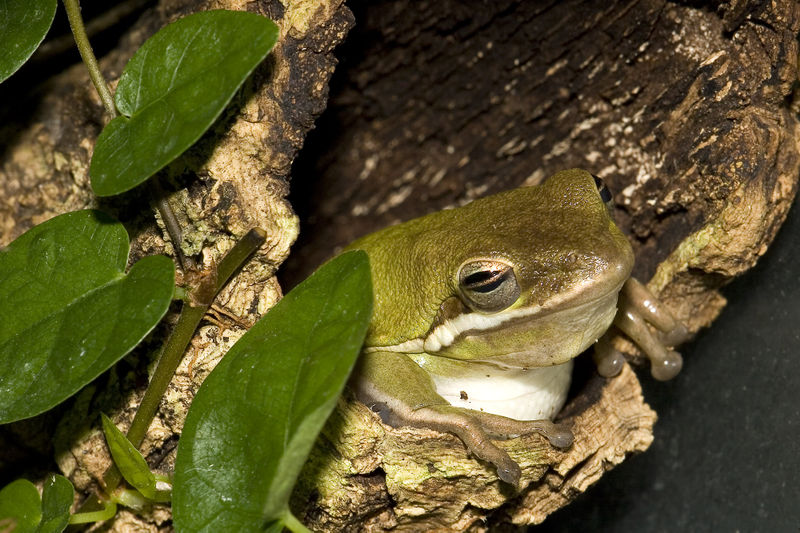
[463,269,511,293]
[457,260,520,313]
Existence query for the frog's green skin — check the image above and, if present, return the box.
[344,169,686,486]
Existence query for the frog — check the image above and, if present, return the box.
[344,168,688,486]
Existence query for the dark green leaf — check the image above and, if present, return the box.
[0,210,175,423]
[0,479,41,533]
[90,10,278,196]
[37,475,73,533]
[0,0,57,84]
[172,251,372,532]
[101,413,171,502]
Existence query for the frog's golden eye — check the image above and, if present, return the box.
[457,260,521,313]
[591,174,615,213]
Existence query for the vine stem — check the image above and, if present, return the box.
[282,511,313,533]
[39,0,150,59]
[62,0,117,118]
[98,228,267,497]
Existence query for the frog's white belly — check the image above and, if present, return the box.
[422,359,573,420]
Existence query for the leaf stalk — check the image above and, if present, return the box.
[282,511,313,533]
[62,0,117,118]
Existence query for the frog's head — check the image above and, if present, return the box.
[352,168,634,368]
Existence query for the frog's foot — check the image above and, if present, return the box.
[408,405,572,486]
[595,278,689,381]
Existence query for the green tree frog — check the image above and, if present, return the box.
[344,169,687,486]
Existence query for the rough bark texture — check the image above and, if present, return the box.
[0,0,797,531]
[281,0,800,530]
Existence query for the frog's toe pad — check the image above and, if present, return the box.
[650,350,683,381]
[496,460,522,486]
[595,348,625,378]
[545,424,574,448]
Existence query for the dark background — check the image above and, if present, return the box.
[537,198,800,531]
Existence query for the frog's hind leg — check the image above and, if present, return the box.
[352,350,566,486]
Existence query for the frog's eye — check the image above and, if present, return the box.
[591,174,615,213]
[457,260,521,313]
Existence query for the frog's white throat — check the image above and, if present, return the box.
[413,356,574,420]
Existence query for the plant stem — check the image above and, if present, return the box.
[101,228,266,494]
[216,228,267,285]
[39,0,150,60]
[126,305,207,449]
[68,501,117,524]
[282,511,313,533]
[62,0,117,118]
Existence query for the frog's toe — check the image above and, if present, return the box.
[495,458,521,486]
[544,423,573,448]
[520,419,573,448]
[593,334,625,377]
[596,350,625,378]
[650,350,683,381]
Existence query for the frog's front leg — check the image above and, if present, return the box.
[352,350,572,486]
[594,278,691,380]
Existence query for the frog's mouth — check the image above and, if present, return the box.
[427,276,624,352]
[372,274,626,366]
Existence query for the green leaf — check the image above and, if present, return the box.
[0,0,57,84]
[0,479,41,533]
[172,251,372,533]
[90,10,279,196]
[0,210,175,423]
[0,476,73,533]
[101,413,171,502]
[37,475,73,533]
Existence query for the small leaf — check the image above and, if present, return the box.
[90,10,279,196]
[0,0,57,84]
[0,210,175,423]
[101,413,170,502]
[0,476,74,533]
[37,475,73,533]
[173,251,372,532]
[101,414,155,495]
[0,479,41,532]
